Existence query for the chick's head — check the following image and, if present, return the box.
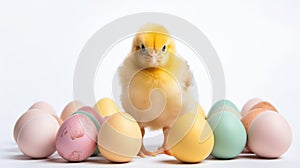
[131,24,176,68]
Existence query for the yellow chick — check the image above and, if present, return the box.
[118,24,196,157]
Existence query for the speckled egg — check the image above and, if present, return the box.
[72,110,101,156]
[56,114,98,162]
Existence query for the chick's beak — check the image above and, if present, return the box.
[149,50,158,64]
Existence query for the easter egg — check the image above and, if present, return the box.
[248,111,292,158]
[98,112,142,162]
[191,104,206,119]
[72,110,101,156]
[56,114,98,161]
[241,98,263,116]
[208,111,246,159]
[60,100,85,121]
[94,98,120,118]
[17,113,59,158]
[167,113,214,163]
[208,99,241,119]
[14,102,62,143]
[241,108,272,132]
[79,106,103,124]
[250,101,277,112]
[28,101,57,116]
[14,109,46,142]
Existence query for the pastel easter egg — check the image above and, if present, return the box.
[60,100,85,121]
[98,112,142,163]
[248,111,292,158]
[241,98,263,116]
[56,114,98,161]
[17,114,59,158]
[208,99,241,119]
[167,113,214,163]
[208,111,247,159]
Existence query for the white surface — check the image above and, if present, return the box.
[1,0,299,167]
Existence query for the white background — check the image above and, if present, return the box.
[0,0,299,167]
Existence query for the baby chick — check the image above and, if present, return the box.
[118,24,196,157]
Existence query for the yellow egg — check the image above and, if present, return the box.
[94,98,120,117]
[97,112,142,162]
[167,113,214,163]
[195,104,206,119]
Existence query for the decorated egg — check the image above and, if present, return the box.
[79,106,103,124]
[167,113,214,163]
[56,114,98,161]
[208,111,246,159]
[98,112,142,162]
[72,110,101,156]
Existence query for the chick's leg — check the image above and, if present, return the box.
[152,127,172,156]
[138,127,155,157]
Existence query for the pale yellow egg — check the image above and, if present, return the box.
[94,98,120,117]
[167,113,214,163]
[97,112,142,162]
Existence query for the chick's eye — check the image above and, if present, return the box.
[162,45,166,52]
[141,44,146,52]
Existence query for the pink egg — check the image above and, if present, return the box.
[241,98,263,116]
[17,114,60,158]
[28,101,63,125]
[29,101,57,116]
[78,106,104,125]
[14,109,44,142]
[56,114,97,162]
[60,101,85,121]
[248,111,292,158]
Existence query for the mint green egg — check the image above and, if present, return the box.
[207,111,246,159]
[73,110,101,156]
[208,99,241,119]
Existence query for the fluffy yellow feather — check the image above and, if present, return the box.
[118,24,196,156]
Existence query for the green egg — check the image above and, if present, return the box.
[207,99,241,119]
[207,111,247,159]
[73,110,101,156]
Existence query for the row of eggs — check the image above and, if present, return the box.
[13,97,292,163]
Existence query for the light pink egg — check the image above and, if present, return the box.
[29,101,57,116]
[56,114,97,162]
[60,101,85,121]
[241,98,263,116]
[78,106,104,125]
[28,101,63,125]
[248,111,292,158]
[14,109,45,142]
[17,114,60,158]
